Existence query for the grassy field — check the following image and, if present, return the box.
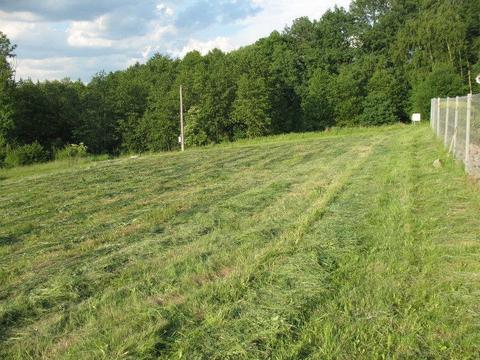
[1,124,479,359]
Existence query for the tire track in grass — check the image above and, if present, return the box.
[267,126,473,359]
[272,129,417,359]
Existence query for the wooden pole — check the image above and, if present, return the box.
[179,85,185,152]
[468,66,473,95]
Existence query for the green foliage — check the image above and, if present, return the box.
[139,87,179,152]
[301,69,335,130]
[394,1,467,76]
[411,64,466,117]
[4,141,48,167]
[184,106,209,146]
[0,136,7,167]
[472,61,480,94]
[231,75,271,138]
[332,61,370,126]
[0,31,16,145]
[55,143,88,160]
[360,68,405,125]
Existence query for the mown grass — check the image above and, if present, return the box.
[0,124,479,359]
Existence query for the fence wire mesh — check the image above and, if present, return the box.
[456,96,467,167]
[431,93,480,178]
[438,98,445,138]
[470,94,480,176]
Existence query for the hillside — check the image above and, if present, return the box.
[1,125,479,359]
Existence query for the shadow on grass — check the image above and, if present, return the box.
[0,235,20,246]
[151,318,182,357]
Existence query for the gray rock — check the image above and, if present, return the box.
[433,159,443,168]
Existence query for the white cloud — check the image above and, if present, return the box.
[0,10,40,22]
[156,3,174,16]
[67,17,113,47]
[0,19,36,39]
[174,36,234,57]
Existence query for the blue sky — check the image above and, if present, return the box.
[0,0,350,82]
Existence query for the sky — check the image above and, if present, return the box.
[0,0,351,82]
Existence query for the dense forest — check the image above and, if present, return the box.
[1,0,479,167]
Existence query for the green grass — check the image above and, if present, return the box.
[1,124,479,359]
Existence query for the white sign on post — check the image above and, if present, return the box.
[412,113,421,123]
[476,74,480,85]
[178,135,182,144]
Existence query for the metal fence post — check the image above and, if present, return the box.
[430,99,434,128]
[453,96,459,155]
[437,97,441,137]
[465,93,472,171]
[444,97,450,146]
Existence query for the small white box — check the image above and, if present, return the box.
[411,113,421,122]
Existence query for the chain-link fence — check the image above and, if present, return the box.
[431,93,480,177]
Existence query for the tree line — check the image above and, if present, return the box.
[1,0,479,167]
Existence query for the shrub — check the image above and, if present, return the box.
[55,143,88,160]
[0,137,7,168]
[360,68,407,125]
[4,142,48,167]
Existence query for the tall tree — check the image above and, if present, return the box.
[301,69,335,130]
[231,75,271,138]
[0,31,16,146]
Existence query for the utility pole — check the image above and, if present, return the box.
[179,85,185,152]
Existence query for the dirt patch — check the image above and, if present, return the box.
[192,266,234,286]
[118,221,144,237]
[150,292,185,307]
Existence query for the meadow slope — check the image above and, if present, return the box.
[1,125,479,359]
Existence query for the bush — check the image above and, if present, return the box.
[360,68,407,125]
[55,143,88,160]
[4,141,48,167]
[0,137,7,168]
